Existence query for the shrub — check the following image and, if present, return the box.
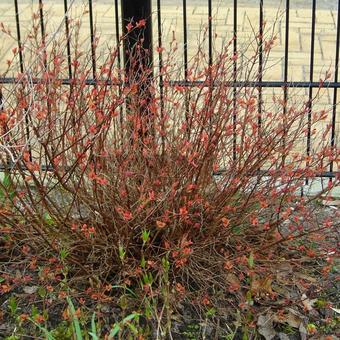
[0,9,339,337]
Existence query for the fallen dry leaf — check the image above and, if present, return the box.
[257,313,276,340]
[251,275,274,298]
[330,307,340,314]
[295,273,317,283]
[273,308,304,329]
[23,286,38,294]
[301,293,316,312]
[226,273,241,292]
[299,322,307,340]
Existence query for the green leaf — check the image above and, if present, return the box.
[2,173,11,188]
[8,296,17,316]
[31,305,39,318]
[28,317,55,340]
[246,290,253,304]
[162,257,170,272]
[60,248,69,261]
[232,226,242,235]
[148,272,153,284]
[248,252,254,268]
[141,256,146,269]
[109,323,121,337]
[141,230,150,245]
[43,212,55,226]
[66,297,83,340]
[122,313,140,323]
[118,245,126,261]
[109,313,140,338]
[127,322,138,335]
[38,287,47,298]
[89,312,99,340]
[206,307,217,317]
[110,284,136,298]
[0,173,15,202]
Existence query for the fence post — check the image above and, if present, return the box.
[121,0,153,75]
[121,0,154,139]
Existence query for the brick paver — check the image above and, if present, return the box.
[0,0,338,139]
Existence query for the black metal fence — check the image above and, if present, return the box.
[0,0,339,178]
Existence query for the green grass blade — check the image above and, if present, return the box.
[111,284,137,298]
[66,297,83,340]
[28,317,55,340]
[89,312,99,340]
[122,313,140,323]
[109,323,121,337]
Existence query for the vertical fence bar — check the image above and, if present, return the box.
[207,0,213,129]
[63,0,72,79]
[182,0,190,133]
[183,0,188,80]
[306,0,316,185]
[114,0,124,137]
[330,0,340,175]
[121,0,153,75]
[157,0,163,83]
[14,0,24,76]
[232,0,238,162]
[121,0,153,137]
[39,0,45,43]
[157,0,163,87]
[39,0,52,170]
[208,0,213,68]
[258,0,263,131]
[38,0,48,78]
[14,0,31,161]
[157,0,165,155]
[88,0,96,80]
[114,0,121,70]
[282,0,290,166]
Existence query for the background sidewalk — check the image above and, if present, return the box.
[0,1,338,81]
[0,0,339,141]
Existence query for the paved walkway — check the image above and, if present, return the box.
[0,1,338,172]
[0,1,338,109]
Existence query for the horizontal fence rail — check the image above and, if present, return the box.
[0,0,339,180]
[0,77,339,88]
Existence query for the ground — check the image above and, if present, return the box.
[0,202,339,339]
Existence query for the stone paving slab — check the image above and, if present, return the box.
[0,0,338,139]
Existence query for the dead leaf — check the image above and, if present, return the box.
[226,273,241,292]
[257,314,276,340]
[251,275,274,298]
[299,322,307,340]
[276,262,293,273]
[330,307,340,314]
[276,263,293,283]
[156,220,166,229]
[23,286,38,294]
[295,273,317,283]
[301,293,316,312]
[273,308,304,329]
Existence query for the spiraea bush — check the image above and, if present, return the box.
[0,11,339,337]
